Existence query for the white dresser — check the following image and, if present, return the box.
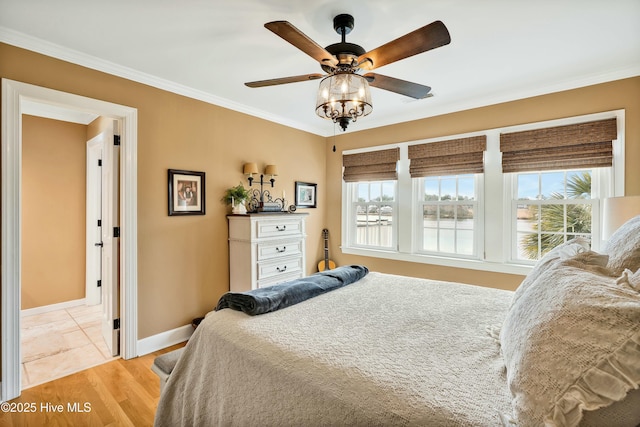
[227,213,308,292]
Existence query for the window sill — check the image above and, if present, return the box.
[340,246,533,276]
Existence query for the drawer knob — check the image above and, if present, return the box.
[276,246,286,253]
[276,266,287,273]
[275,225,287,231]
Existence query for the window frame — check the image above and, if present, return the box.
[340,110,625,275]
[505,167,611,263]
[508,171,595,263]
[347,180,398,250]
[414,174,483,259]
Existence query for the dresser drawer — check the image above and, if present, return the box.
[257,239,303,261]
[258,256,303,281]
[256,218,303,238]
[257,271,303,288]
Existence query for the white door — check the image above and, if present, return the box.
[101,120,120,357]
[85,136,103,306]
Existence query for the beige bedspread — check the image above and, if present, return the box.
[154,272,514,426]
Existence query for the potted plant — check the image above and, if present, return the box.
[222,183,250,214]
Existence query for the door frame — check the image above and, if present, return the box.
[1,79,139,401]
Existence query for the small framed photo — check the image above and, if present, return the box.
[168,169,205,216]
[295,181,317,208]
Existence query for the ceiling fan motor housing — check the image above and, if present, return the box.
[322,43,365,72]
[321,14,366,73]
[333,14,355,35]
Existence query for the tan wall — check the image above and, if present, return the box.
[327,77,640,291]
[1,43,326,340]
[87,115,113,140]
[21,115,87,309]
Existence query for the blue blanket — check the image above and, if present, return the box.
[215,265,369,315]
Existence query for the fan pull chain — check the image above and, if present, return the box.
[333,122,337,152]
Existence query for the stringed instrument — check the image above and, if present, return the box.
[317,228,336,271]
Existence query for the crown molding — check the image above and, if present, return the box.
[0,26,328,136]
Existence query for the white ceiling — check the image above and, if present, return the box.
[1,0,639,136]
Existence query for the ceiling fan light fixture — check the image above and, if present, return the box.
[248,16,450,130]
[315,71,372,131]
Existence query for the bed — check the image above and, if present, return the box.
[154,216,640,427]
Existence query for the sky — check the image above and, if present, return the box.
[517,170,590,200]
[355,170,591,202]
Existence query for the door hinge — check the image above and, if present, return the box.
[98,159,102,166]
[97,219,102,227]
[113,319,120,330]
[114,135,121,146]
[97,280,101,288]
[113,227,120,238]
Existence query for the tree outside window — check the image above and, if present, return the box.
[518,171,592,260]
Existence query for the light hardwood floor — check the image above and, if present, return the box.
[1,342,186,426]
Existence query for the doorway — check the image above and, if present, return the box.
[19,116,120,389]
[1,79,139,402]
[20,113,117,390]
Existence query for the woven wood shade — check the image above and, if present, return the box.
[343,148,399,182]
[408,136,486,178]
[500,118,617,173]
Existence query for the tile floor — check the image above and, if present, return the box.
[21,304,118,389]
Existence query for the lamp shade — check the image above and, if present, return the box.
[243,162,258,175]
[315,71,372,132]
[264,165,278,176]
[602,195,640,240]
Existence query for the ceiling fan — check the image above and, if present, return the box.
[245,14,451,131]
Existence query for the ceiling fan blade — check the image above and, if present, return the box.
[245,73,325,88]
[364,73,432,99]
[265,21,339,68]
[358,20,451,70]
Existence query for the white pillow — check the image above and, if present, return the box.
[603,215,640,275]
[618,268,640,292]
[501,258,640,427]
[511,237,590,307]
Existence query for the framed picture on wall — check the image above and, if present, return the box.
[295,181,317,208]
[168,169,206,216]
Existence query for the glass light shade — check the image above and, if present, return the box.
[264,165,278,176]
[315,72,372,131]
[243,162,259,175]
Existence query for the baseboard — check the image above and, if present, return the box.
[20,298,86,317]
[137,324,193,356]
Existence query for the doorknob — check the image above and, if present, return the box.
[95,242,103,247]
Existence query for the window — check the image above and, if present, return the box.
[501,116,617,263]
[511,169,597,261]
[349,181,397,249]
[418,174,478,256]
[341,111,623,275]
[342,148,400,250]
